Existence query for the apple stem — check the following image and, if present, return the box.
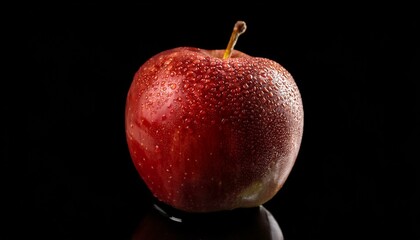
[223,21,247,59]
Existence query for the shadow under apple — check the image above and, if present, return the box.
[131,202,283,240]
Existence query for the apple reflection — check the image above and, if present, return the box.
[132,202,283,240]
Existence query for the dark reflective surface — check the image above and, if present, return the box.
[132,202,283,240]
[5,6,419,240]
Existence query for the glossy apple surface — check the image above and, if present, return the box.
[125,46,303,213]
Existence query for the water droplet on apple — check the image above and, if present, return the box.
[186,71,195,78]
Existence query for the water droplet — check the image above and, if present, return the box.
[186,71,195,78]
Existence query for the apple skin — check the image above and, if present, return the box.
[125,47,303,213]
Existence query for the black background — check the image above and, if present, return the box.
[3,4,419,240]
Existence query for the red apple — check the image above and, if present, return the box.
[125,21,303,213]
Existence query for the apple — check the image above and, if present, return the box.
[125,21,303,213]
